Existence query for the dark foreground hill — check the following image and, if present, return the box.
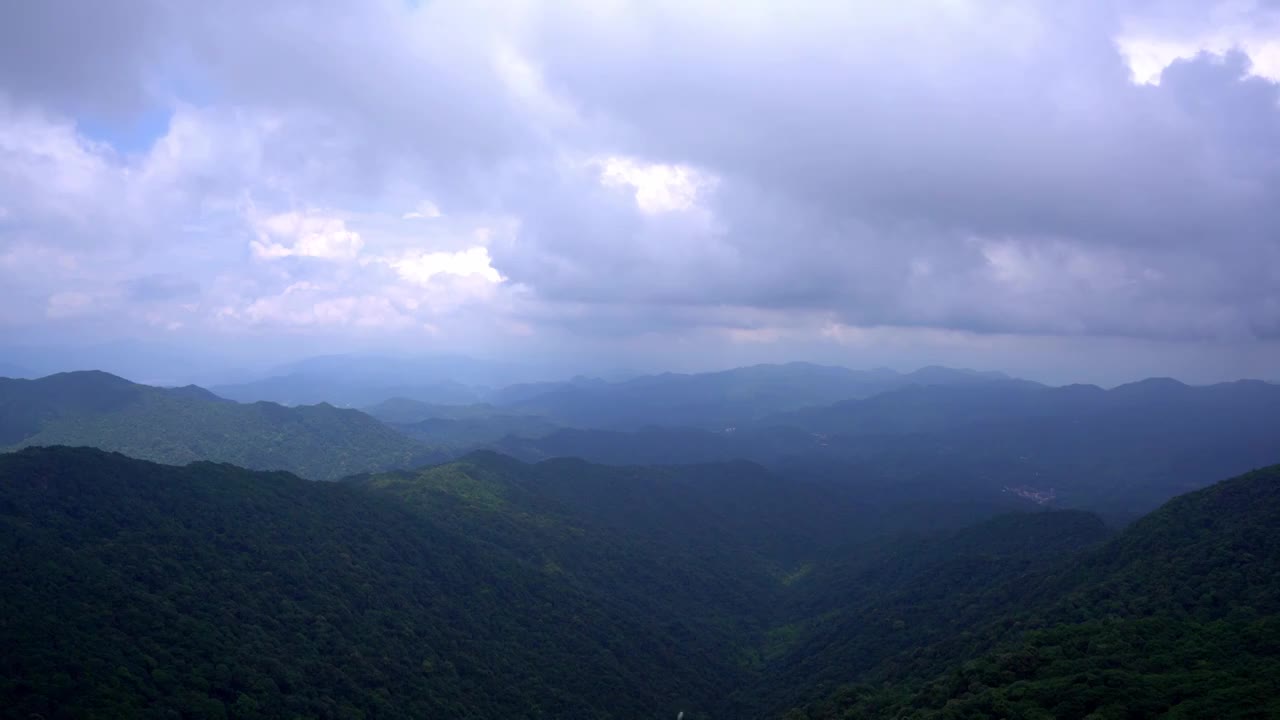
[790,462,1280,719]
[0,447,767,719]
[4,446,1279,719]
[0,371,438,480]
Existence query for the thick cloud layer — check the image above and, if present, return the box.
[1,0,1279,383]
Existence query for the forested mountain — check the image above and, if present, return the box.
[362,398,536,424]
[353,451,870,570]
[0,447,756,718]
[749,511,1114,714]
[0,447,873,719]
[493,426,765,464]
[789,463,1280,719]
[362,398,561,449]
[0,372,438,480]
[3,446,1278,718]
[389,415,561,450]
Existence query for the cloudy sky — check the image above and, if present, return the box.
[2,0,1280,384]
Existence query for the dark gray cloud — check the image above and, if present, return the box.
[487,5,1280,343]
[0,0,164,115]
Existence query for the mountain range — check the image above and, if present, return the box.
[209,354,496,407]
[208,356,1023,421]
[5,365,1280,517]
[491,377,1280,514]
[5,361,1280,716]
[480,363,1026,430]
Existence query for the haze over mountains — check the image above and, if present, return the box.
[0,362,32,380]
[207,355,1023,417]
[7,0,1280,716]
[208,354,547,407]
[4,357,1279,518]
[4,357,1280,717]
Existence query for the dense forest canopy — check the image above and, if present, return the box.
[4,444,1280,718]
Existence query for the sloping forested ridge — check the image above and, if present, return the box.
[745,511,1113,714]
[3,446,1279,719]
[0,447,760,719]
[0,371,441,481]
[790,463,1280,719]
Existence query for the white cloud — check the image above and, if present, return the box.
[239,285,413,329]
[390,246,503,285]
[0,102,121,224]
[1116,2,1280,84]
[250,210,365,261]
[1116,35,1280,84]
[596,156,717,214]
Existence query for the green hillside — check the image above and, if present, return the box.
[0,447,756,719]
[4,444,1279,718]
[747,511,1112,714]
[792,464,1280,719]
[353,452,872,594]
[389,415,560,449]
[0,372,439,481]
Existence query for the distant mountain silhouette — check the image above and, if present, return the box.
[494,377,1280,514]
[489,363,1033,429]
[207,353,588,407]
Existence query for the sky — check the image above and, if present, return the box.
[2,0,1280,386]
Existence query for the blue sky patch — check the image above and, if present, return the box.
[76,104,174,154]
